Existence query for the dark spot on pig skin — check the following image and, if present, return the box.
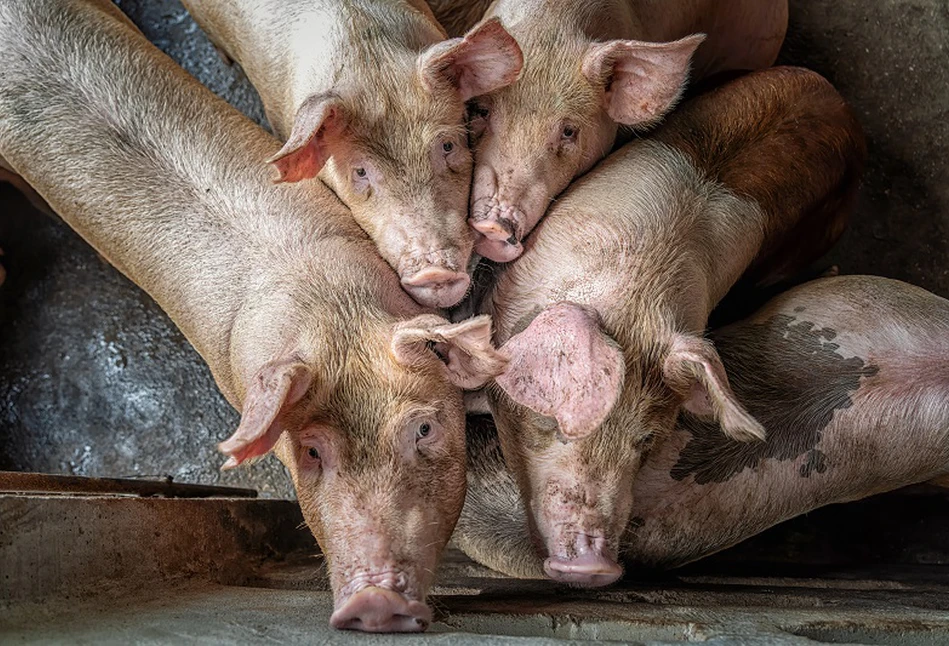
[800,449,828,478]
[670,314,879,484]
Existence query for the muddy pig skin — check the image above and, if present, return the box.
[180,0,523,309]
[458,275,949,578]
[467,0,788,262]
[0,0,509,633]
[480,67,865,587]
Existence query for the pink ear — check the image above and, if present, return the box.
[266,93,346,183]
[418,17,523,101]
[582,34,705,127]
[392,314,509,389]
[495,302,625,440]
[219,359,313,469]
[662,334,765,442]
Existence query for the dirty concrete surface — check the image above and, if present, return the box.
[1,0,946,495]
[3,488,948,644]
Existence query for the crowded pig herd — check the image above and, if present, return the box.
[1,0,947,635]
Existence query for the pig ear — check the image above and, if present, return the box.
[663,334,765,442]
[495,302,625,441]
[418,17,523,101]
[582,34,705,127]
[218,359,313,469]
[392,314,509,389]
[266,93,347,183]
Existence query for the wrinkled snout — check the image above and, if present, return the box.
[330,586,431,633]
[400,265,470,309]
[543,532,623,588]
[469,163,550,263]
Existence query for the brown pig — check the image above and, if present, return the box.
[180,0,524,308]
[468,0,788,261]
[458,275,949,578]
[479,67,865,587]
[0,0,508,632]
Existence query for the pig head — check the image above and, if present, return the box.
[467,3,703,262]
[221,302,507,631]
[488,302,762,586]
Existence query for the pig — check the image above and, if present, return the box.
[457,275,949,578]
[0,0,508,632]
[467,0,788,262]
[179,0,524,308]
[479,66,866,587]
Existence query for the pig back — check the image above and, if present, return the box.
[0,0,368,400]
[654,66,867,286]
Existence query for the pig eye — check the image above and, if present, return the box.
[442,141,454,153]
[416,423,432,439]
[302,442,322,469]
[354,167,366,178]
[561,125,578,141]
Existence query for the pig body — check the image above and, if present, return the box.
[469,0,788,261]
[482,67,865,587]
[459,275,949,578]
[180,0,523,308]
[0,0,507,632]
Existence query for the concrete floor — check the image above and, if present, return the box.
[3,489,949,645]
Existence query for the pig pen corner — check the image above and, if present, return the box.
[2,0,949,644]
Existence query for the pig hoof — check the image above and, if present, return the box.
[330,587,431,633]
[544,554,623,588]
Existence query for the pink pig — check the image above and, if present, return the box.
[181,0,524,308]
[467,0,788,261]
[0,0,509,632]
[458,276,949,579]
[480,67,865,586]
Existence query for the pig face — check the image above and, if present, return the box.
[490,303,763,587]
[268,19,523,308]
[220,315,507,632]
[468,34,703,262]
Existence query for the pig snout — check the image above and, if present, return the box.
[543,532,623,588]
[331,570,432,633]
[331,586,431,633]
[469,165,549,263]
[398,250,471,308]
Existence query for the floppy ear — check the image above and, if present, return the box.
[392,314,508,389]
[663,334,765,442]
[418,17,523,101]
[495,302,625,441]
[582,34,704,127]
[219,359,313,469]
[267,93,347,183]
